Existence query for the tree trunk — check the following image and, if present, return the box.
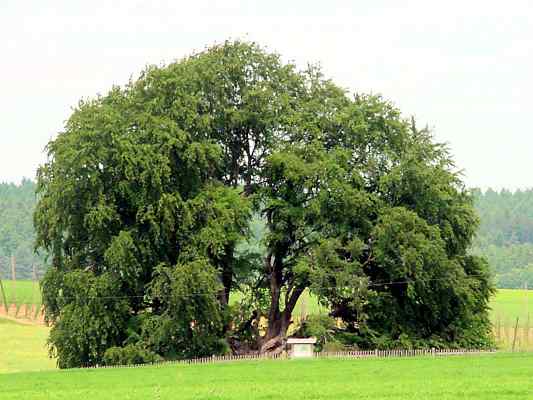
[258,211,305,354]
[259,251,304,353]
[218,243,234,306]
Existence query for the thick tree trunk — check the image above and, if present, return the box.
[259,250,305,353]
[259,301,302,353]
[258,210,305,354]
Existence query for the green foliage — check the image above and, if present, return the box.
[103,344,162,366]
[34,40,495,364]
[35,41,259,366]
[45,271,130,369]
[496,264,533,288]
[353,210,494,349]
[294,314,337,352]
[144,260,227,359]
[259,104,494,348]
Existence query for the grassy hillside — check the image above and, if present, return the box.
[0,318,54,373]
[0,354,532,399]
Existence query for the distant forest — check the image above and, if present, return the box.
[0,181,532,287]
[0,180,46,280]
[472,188,533,288]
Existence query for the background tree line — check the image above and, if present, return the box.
[0,179,46,280]
[472,188,533,288]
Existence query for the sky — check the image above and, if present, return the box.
[1,0,532,190]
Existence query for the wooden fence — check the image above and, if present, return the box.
[0,302,45,324]
[317,348,494,359]
[0,303,45,325]
[78,348,496,370]
[493,317,533,351]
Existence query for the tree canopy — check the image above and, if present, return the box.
[35,41,494,368]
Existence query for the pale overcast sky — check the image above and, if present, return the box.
[1,0,532,190]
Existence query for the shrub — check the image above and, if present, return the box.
[103,344,162,366]
[295,314,336,352]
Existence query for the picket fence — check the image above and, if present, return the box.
[78,348,496,370]
[0,302,45,323]
[317,348,494,359]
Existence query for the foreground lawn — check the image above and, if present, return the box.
[1,354,532,399]
[0,318,54,373]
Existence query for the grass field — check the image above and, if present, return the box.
[0,279,41,306]
[491,289,532,326]
[0,285,531,400]
[1,283,533,375]
[0,318,54,374]
[0,354,532,399]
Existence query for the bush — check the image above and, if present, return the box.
[322,340,346,352]
[146,260,226,359]
[45,271,131,368]
[103,344,162,366]
[295,314,336,352]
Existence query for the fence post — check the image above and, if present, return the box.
[0,275,8,314]
[32,264,38,308]
[10,255,16,305]
[512,317,520,352]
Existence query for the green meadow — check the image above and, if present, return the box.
[0,354,532,399]
[0,318,54,374]
[0,279,41,307]
[1,284,533,375]
[491,289,533,326]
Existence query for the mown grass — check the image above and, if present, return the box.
[1,354,532,399]
[0,318,54,374]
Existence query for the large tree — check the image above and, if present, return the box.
[36,41,493,367]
